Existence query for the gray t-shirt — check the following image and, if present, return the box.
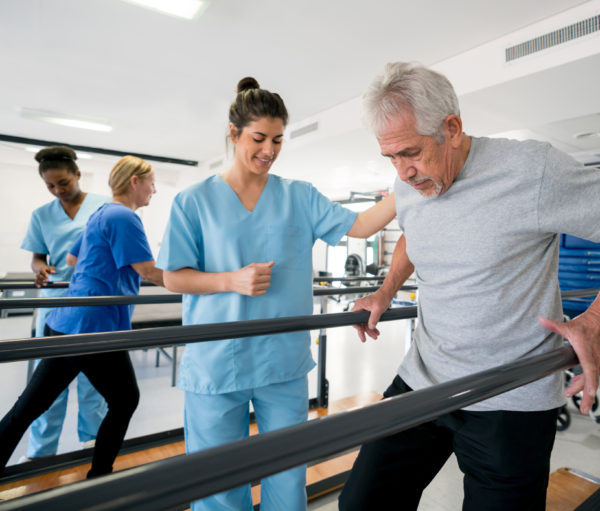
[394,136,600,411]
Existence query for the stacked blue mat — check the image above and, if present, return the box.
[559,234,600,316]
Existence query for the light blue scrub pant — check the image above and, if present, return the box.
[26,310,107,458]
[185,376,309,511]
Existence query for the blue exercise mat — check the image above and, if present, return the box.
[562,299,593,314]
[558,271,600,281]
[559,247,600,258]
[559,264,600,275]
[558,277,600,289]
[560,234,600,250]
[559,256,600,266]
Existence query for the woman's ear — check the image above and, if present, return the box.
[229,122,239,143]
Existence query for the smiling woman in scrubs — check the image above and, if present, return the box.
[20,145,107,460]
[157,77,396,511]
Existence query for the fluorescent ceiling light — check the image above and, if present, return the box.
[25,146,93,159]
[122,0,209,20]
[19,108,112,133]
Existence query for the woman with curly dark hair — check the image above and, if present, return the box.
[1,155,163,478]
[19,145,108,461]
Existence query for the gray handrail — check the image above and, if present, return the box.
[0,286,592,310]
[0,276,398,290]
[0,281,155,290]
[0,286,386,309]
[0,307,418,363]
[0,285,420,309]
[0,345,577,511]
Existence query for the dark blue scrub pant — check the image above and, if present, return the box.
[0,325,139,478]
[339,375,559,511]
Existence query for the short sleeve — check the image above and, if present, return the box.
[21,211,48,254]
[308,185,357,246]
[69,233,83,257]
[156,195,204,271]
[106,210,153,269]
[537,146,600,242]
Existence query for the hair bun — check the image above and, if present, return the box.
[237,77,260,94]
[35,145,77,163]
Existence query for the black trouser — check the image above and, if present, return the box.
[0,324,139,478]
[339,375,558,511]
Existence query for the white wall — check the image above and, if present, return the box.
[0,158,202,277]
[0,162,110,275]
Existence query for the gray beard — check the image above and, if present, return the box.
[419,181,442,199]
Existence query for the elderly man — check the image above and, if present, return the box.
[339,62,600,511]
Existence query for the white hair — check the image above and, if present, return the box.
[363,62,460,143]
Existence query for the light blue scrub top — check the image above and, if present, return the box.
[157,174,357,394]
[21,193,108,335]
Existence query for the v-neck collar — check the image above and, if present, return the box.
[217,174,271,213]
[57,193,88,222]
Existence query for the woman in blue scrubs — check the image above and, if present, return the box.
[20,145,107,460]
[157,77,396,511]
[1,155,163,478]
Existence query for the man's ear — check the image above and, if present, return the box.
[444,114,463,148]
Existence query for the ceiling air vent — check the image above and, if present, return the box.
[209,159,223,170]
[290,121,319,139]
[505,14,600,62]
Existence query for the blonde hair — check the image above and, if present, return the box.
[108,156,153,195]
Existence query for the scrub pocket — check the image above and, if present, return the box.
[266,225,310,271]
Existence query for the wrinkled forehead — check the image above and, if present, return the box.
[375,111,418,139]
[376,114,425,151]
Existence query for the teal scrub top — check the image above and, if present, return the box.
[157,174,357,394]
[21,193,108,335]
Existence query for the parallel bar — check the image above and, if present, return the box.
[317,296,329,408]
[560,288,600,299]
[0,346,577,511]
[0,295,182,308]
[1,286,592,309]
[0,307,418,362]
[314,286,380,296]
[314,276,386,283]
[0,282,69,290]
[0,281,154,290]
[0,278,415,290]
[0,286,388,309]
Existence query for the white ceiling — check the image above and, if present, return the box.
[1,0,599,198]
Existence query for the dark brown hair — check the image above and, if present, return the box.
[35,146,78,177]
[228,77,289,137]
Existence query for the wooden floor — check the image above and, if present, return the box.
[3,394,596,511]
[547,467,600,511]
[0,392,382,506]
